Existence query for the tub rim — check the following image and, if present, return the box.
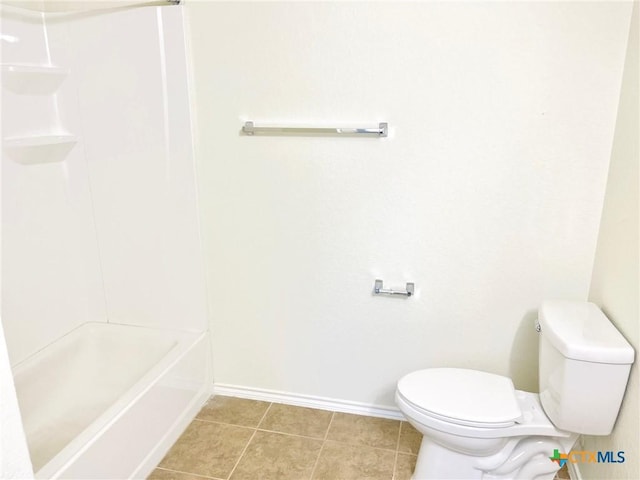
[13,322,207,479]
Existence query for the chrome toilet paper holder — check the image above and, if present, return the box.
[374,279,414,297]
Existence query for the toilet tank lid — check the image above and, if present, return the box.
[539,301,635,365]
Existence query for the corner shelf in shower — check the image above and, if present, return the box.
[3,134,78,165]
[1,64,69,94]
[3,134,78,148]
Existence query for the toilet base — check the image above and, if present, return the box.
[412,435,576,480]
[412,437,484,479]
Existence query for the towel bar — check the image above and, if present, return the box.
[242,121,388,137]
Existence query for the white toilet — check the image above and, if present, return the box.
[396,301,634,480]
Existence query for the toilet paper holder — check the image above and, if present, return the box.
[374,279,414,297]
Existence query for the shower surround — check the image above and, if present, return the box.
[1,2,209,478]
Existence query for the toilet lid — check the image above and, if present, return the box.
[397,368,522,428]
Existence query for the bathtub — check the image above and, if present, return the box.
[12,322,210,479]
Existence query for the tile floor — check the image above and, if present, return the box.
[149,396,570,480]
[555,464,571,480]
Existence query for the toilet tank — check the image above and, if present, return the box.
[537,301,634,435]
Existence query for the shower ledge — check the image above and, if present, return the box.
[3,134,78,148]
[2,135,78,164]
[1,64,69,94]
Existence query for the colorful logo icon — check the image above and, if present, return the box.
[550,449,568,467]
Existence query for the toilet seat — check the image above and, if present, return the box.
[397,368,522,428]
[396,370,571,440]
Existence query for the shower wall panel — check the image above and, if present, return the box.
[52,6,207,332]
[1,5,107,366]
[2,4,207,366]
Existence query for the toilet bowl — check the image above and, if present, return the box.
[396,301,635,480]
[396,369,577,479]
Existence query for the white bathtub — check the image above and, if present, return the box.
[12,322,210,479]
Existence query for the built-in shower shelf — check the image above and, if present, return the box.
[1,64,68,75]
[3,134,78,148]
[3,135,78,165]
[1,64,69,94]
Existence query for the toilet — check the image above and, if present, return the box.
[396,301,635,480]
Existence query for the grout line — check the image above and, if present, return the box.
[392,422,403,479]
[323,412,335,442]
[192,418,255,431]
[254,427,328,442]
[195,416,328,441]
[153,466,223,480]
[315,436,403,454]
[309,412,335,480]
[392,451,399,480]
[225,403,273,480]
[320,439,402,454]
[225,428,258,480]
[391,450,398,480]
[256,402,274,430]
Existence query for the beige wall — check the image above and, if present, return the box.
[186,1,632,407]
[585,3,639,480]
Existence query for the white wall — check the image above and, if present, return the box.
[187,1,633,407]
[585,3,639,479]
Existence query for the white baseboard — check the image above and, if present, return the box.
[212,383,404,421]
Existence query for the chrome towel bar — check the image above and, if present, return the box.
[242,121,388,137]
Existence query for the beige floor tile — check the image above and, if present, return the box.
[159,420,253,478]
[393,454,417,480]
[259,403,333,438]
[554,464,571,479]
[196,396,271,427]
[312,441,395,480]
[397,422,422,454]
[230,431,323,480]
[326,412,401,450]
[147,468,220,480]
